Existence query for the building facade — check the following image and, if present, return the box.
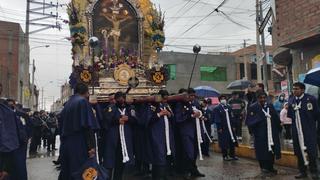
[230,45,284,94]
[51,82,72,112]
[272,0,320,91]
[0,21,30,107]
[159,51,237,94]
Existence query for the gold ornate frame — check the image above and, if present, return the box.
[85,0,144,60]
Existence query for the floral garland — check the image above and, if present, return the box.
[146,5,165,50]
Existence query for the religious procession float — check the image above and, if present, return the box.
[67,0,170,101]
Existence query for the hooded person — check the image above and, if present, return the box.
[58,83,100,180]
[273,93,286,114]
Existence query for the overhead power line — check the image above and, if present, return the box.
[177,0,229,37]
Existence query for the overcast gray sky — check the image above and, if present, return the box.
[0,0,272,110]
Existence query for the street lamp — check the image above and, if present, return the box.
[30,45,50,51]
[188,44,201,88]
[30,45,50,110]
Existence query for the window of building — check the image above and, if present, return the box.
[251,54,257,63]
[165,64,176,80]
[267,65,272,80]
[239,63,245,79]
[261,65,272,80]
[250,64,257,80]
[267,55,273,64]
[200,66,227,81]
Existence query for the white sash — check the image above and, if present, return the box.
[294,102,309,165]
[160,106,172,155]
[224,108,236,143]
[201,120,213,143]
[118,108,130,163]
[262,107,274,152]
[192,106,204,160]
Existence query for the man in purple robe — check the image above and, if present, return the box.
[58,83,99,180]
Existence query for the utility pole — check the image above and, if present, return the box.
[256,0,262,83]
[31,59,35,109]
[41,87,44,110]
[259,0,269,91]
[26,0,60,110]
[26,0,31,108]
[243,39,248,80]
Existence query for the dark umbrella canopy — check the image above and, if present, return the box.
[194,86,220,97]
[227,80,253,90]
[304,67,320,87]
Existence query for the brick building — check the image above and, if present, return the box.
[272,0,320,91]
[0,21,30,106]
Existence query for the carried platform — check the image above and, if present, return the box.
[67,0,167,98]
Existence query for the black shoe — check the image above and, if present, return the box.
[261,169,277,177]
[295,173,308,179]
[203,153,210,157]
[182,173,191,180]
[230,156,239,161]
[191,171,205,177]
[52,160,60,165]
[311,173,319,180]
[261,169,270,174]
[133,171,146,176]
[223,156,231,161]
[269,168,278,175]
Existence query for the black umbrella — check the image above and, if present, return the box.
[227,80,254,90]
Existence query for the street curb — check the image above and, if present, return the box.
[212,143,297,168]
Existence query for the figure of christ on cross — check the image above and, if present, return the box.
[100,9,132,54]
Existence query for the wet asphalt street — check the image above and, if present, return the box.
[27,148,303,180]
